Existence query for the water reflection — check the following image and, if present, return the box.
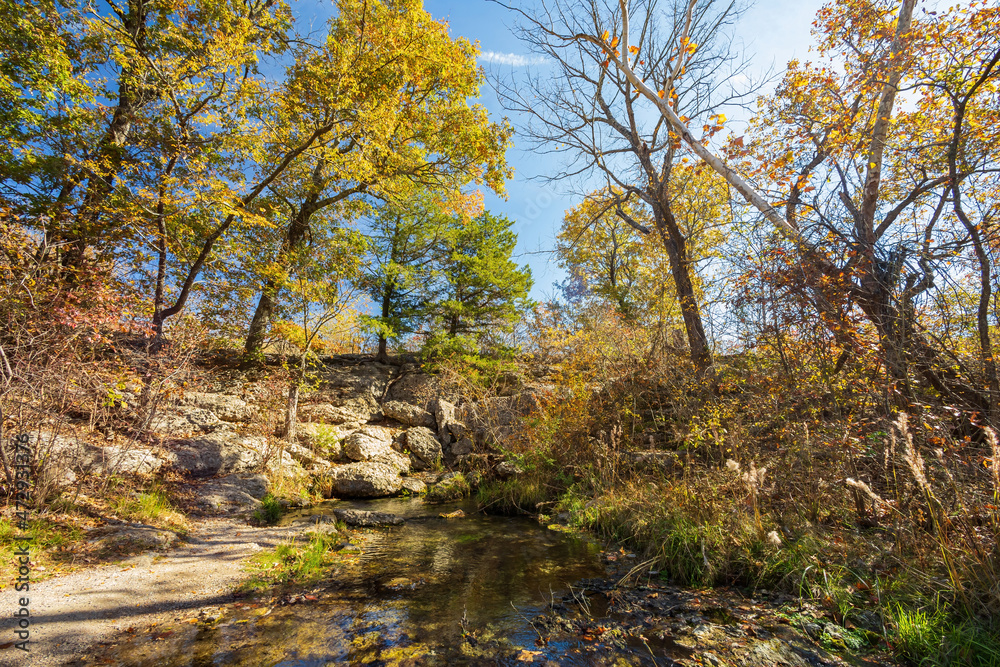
[90,497,607,666]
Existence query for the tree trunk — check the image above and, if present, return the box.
[59,0,149,280]
[374,286,393,363]
[284,382,299,443]
[244,205,313,358]
[654,204,712,373]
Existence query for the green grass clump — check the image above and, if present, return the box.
[426,473,470,503]
[252,493,284,525]
[240,531,343,592]
[111,487,186,530]
[308,425,343,459]
[0,516,85,580]
[890,605,1000,667]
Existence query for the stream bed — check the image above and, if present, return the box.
[81,497,875,667]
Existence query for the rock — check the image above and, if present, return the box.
[22,431,95,489]
[425,472,470,503]
[803,623,823,640]
[382,401,436,428]
[217,473,269,499]
[95,445,165,475]
[313,362,397,421]
[342,428,394,461]
[95,524,178,551]
[450,438,474,456]
[180,392,253,422]
[149,407,227,435]
[284,442,329,468]
[401,478,427,494]
[385,372,442,406]
[321,461,403,498]
[431,398,457,443]
[296,422,356,460]
[735,637,822,667]
[405,427,442,470]
[299,403,373,425]
[264,449,308,478]
[373,449,411,475]
[495,460,523,478]
[293,515,341,535]
[197,474,269,511]
[166,432,267,477]
[332,509,405,527]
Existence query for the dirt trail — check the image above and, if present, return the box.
[0,519,309,667]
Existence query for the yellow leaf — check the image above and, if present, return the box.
[601,30,610,41]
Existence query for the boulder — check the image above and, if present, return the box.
[450,438,474,457]
[321,461,403,498]
[401,478,427,495]
[312,362,396,420]
[296,422,357,460]
[95,445,166,475]
[385,371,441,406]
[149,407,226,435]
[342,427,394,461]
[180,392,254,422]
[372,449,411,475]
[284,442,330,469]
[299,403,372,425]
[332,509,405,527]
[431,398,456,444]
[404,427,442,470]
[382,400,436,428]
[93,524,178,551]
[24,431,95,488]
[167,432,267,477]
[196,474,268,512]
[217,473,269,499]
[495,460,523,479]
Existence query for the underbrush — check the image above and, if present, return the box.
[472,321,1000,667]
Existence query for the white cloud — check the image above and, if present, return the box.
[478,51,548,67]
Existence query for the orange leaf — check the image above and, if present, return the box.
[601,30,610,41]
[657,89,665,98]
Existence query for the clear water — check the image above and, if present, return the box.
[90,497,617,666]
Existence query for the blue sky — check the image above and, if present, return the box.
[291,0,827,300]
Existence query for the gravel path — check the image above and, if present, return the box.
[0,518,311,667]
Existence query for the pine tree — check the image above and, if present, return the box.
[434,211,533,346]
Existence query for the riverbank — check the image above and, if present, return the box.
[50,496,892,667]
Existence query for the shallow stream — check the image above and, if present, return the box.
[90,497,641,666]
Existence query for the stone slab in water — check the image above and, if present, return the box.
[333,508,405,527]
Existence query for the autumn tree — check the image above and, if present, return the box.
[497,0,759,372]
[240,0,513,359]
[277,227,365,442]
[587,0,1000,419]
